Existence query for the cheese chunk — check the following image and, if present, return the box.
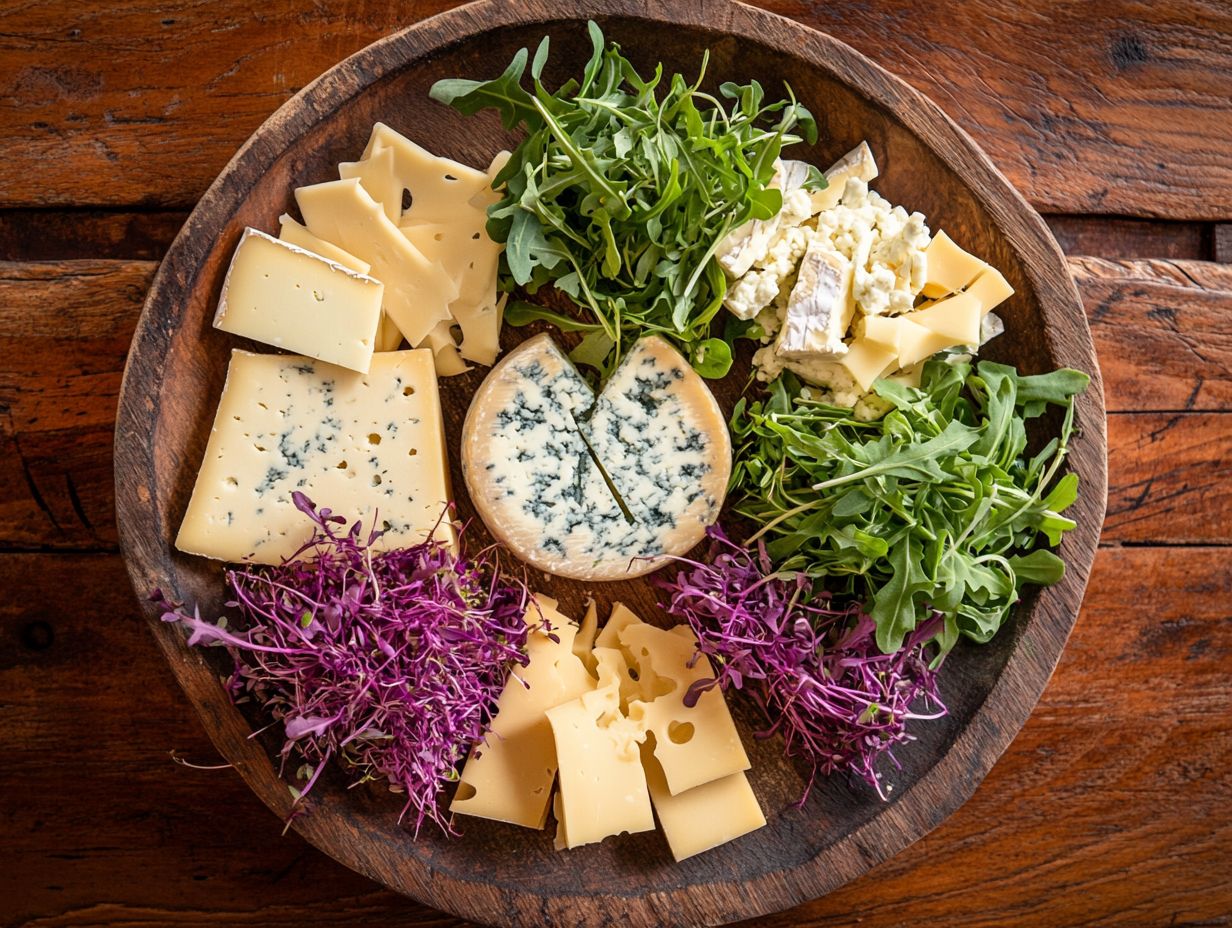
[622,623,750,795]
[895,317,963,368]
[840,337,899,391]
[775,242,853,359]
[463,335,730,581]
[213,228,383,373]
[294,178,457,347]
[277,214,371,274]
[175,349,454,564]
[548,648,654,849]
[451,596,595,829]
[965,266,1015,315]
[908,291,982,345]
[361,122,490,223]
[809,141,879,214]
[921,231,986,298]
[641,743,765,861]
[339,145,403,224]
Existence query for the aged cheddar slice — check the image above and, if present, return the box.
[294,178,457,347]
[451,595,595,829]
[361,122,490,223]
[640,743,765,862]
[921,231,986,298]
[548,647,654,849]
[621,622,750,795]
[175,349,454,564]
[462,335,730,581]
[809,140,879,214]
[277,214,371,274]
[213,229,383,373]
[775,241,854,359]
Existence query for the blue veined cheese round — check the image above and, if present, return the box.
[462,334,731,581]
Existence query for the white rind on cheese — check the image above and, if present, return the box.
[175,348,454,564]
[462,335,730,581]
[774,240,854,359]
[213,228,383,373]
[294,177,458,348]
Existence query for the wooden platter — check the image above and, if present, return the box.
[112,1,1108,925]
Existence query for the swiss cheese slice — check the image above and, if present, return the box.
[277,214,371,274]
[361,122,491,223]
[451,595,595,829]
[621,622,750,795]
[547,647,654,849]
[462,335,730,581]
[965,266,1015,314]
[641,742,765,862]
[176,349,454,564]
[895,317,963,368]
[840,337,899,391]
[339,144,403,224]
[908,291,982,345]
[294,178,458,347]
[213,228,383,373]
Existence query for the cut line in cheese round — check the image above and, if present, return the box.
[462,334,731,581]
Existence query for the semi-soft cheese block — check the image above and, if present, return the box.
[213,228,383,373]
[621,622,750,795]
[176,349,454,564]
[462,335,730,581]
[548,647,654,849]
[451,596,595,829]
[640,742,765,861]
[294,178,458,347]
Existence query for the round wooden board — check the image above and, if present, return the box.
[114,2,1108,926]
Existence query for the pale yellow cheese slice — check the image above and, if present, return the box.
[451,595,595,830]
[547,647,654,849]
[640,742,765,861]
[420,319,470,377]
[895,317,964,368]
[840,338,899,391]
[907,291,982,345]
[573,600,599,676]
[277,214,371,274]
[621,623,750,796]
[965,266,1015,315]
[294,178,457,347]
[361,122,490,223]
[339,144,403,224]
[921,230,987,298]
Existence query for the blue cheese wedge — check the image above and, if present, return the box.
[176,349,453,564]
[462,334,730,581]
[213,228,384,374]
[774,240,854,359]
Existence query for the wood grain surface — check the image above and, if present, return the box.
[0,0,1228,927]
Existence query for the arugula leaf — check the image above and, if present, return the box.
[730,362,1089,654]
[431,21,816,378]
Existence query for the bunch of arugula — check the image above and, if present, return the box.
[430,21,819,379]
[729,360,1090,654]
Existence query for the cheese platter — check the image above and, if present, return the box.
[114,2,1107,925]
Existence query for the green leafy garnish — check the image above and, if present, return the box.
[431,21,818,378]
[729,360,1089,654]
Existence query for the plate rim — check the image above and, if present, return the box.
[113,1,1108,925]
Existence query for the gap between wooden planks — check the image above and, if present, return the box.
[0,1,1229,218]
[0,256,1229,551]
[0,545,1226,928]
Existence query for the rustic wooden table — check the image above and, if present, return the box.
[1,2,1229,926]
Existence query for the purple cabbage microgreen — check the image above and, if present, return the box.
[155,493,530,836]
[657,526,946,800]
